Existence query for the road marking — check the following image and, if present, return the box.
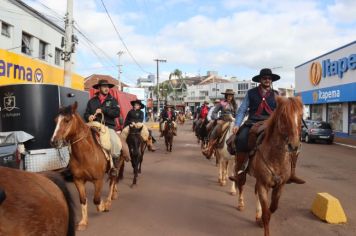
[334,142,356,149]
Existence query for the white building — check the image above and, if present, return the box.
[0,0,67,68]
[295,41,356,138]
[185,80,257,109]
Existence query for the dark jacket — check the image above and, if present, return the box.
[161,110,176,121]
[84,94,120,129]
[124,109,144,127]
[247,86,278,121]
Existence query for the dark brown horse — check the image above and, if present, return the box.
[126,124,146,187]
[163,120,174,152]
[233,96,303,236]
[51,102,119,231]
[0,167,75,236]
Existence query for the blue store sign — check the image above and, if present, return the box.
[298,82,356,104]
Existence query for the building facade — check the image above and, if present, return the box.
[295,41,356,138]
[0,0,83,89]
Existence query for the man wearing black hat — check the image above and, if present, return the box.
[230,68,305,184]
[84,79,121,160]
[160,104,177,136]
[121,99,156,151]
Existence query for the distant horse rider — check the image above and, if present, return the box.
[121,99,156,152]
[84,79,121,163]
[160,104,177,137]
[196,101,210,130]
[230,68,305,184]
[202,89,237,159]
[206,99,221,133]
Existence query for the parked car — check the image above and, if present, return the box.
[301,120,334,144]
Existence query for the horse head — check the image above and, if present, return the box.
[51,102,80,148]
[267,96,304,150]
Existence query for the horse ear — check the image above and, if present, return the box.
[71,101,78,113]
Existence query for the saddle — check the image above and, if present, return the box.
[87,121,111,151]
[247,121,267,156]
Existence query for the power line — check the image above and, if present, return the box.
[73,24,118,68]
[99,0,151,74]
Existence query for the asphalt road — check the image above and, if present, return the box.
[74,121,356,236]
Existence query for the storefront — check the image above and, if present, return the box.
[295,41,356,138]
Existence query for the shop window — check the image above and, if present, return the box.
[327,103,343,132]
[21,32,32,55]
[350,103,356,136]
[39,40,48,60]
[310,104,322,121]
[1,21,11,37]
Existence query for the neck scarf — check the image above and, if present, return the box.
[255,85,273,116]
[98,94,108,104]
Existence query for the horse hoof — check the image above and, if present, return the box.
[230,191,237,196]
[220,181,227,186]
[76,224,87,231]
[237,205,245,211]
[256,218,263,228]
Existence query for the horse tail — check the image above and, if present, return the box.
[44,172,76,236]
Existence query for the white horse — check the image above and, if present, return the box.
[215,119,236,195]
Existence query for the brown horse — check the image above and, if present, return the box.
[51,102,119,231]
[0,167,75,236]
[178,113,185,125]
[163,120,174,152]
[234,96,303,236]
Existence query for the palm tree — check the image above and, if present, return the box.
[169,69,184,105]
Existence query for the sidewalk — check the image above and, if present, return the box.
[334,136,356,147]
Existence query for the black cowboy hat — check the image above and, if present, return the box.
[221,89,235,95]
[130,99,145,109]
[252,68,280,83]
[93,79,115,89]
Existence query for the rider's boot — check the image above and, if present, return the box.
[229,152,248,182]
[287,154,305,184]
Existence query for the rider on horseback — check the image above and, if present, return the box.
[206,99,221,133]
[202,89,237,159]
[160,104,177,137]
[84,79,122,163]
[230,68,305,184]
[121,99,156,152]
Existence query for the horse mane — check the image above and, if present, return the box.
[264,96,303,142]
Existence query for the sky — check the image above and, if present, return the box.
[25,0,356,88]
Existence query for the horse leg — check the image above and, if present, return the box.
[73,179,88,231]
[270,185,283,213]
[228,160,237,196]
[217,153,223,184]
[221,159,228,186]
[255,185,262,227]
[236,178,245,211]
[170,138,173,152]
[257,183,271,236]
[93,179,105,212]
[118,160,125,181]
[104,177,115,211]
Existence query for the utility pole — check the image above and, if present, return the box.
[117,51,124,91]
[63,0,74,87]
[154,59,167,114]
